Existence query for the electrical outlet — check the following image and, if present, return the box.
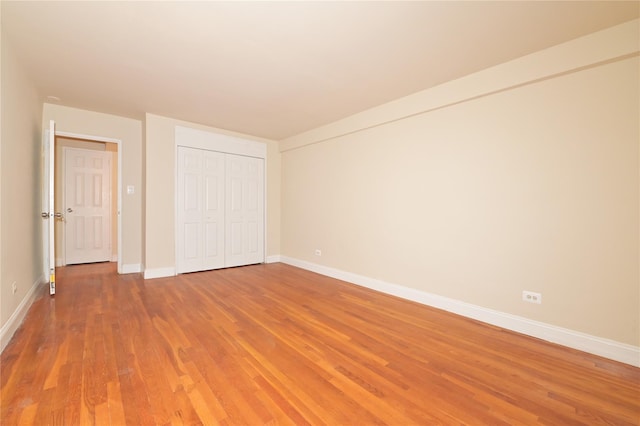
[11,281,17,294]
[522,290,541,304]
[314,249,322,256]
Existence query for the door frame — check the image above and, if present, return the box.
[55,131,123,273]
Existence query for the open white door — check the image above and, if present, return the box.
[42,120,56,295]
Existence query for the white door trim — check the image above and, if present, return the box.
[175,126,267,159]
[55,131,123,274]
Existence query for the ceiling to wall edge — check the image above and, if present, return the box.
[278,19,640,153]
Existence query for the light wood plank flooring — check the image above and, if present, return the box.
[1,262,638,425]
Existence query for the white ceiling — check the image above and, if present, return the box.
[2,1,638,140]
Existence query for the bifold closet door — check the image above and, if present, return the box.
[177,147,225,273]
[225,154,264,268]
[177,146,264,273]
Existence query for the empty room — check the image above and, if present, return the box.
[1,1,639,425]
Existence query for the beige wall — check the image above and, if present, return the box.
[42,104,143,269]
[144,114,280,273]
[0,29,43,329]
[281,25,639,346]
[54,138,118,263]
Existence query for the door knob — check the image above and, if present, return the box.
[67,208,73,213]
[54,212,63,219]
[41,212,50,218]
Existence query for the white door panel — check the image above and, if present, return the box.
[42,120,56,295]
[64,148,112,265]
[204,222,220,258]
[225,154,264,268]
[184,223,200,262]
[177,147,225,273]
[203,157,224,267]
[247,221,258,254]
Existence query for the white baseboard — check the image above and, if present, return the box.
[265,255,281,264]
[0,276,45,353]
[144,267,176,279]
[279,256,640,367]
[121,263,142,274]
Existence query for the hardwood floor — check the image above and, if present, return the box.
[1,262,638,425]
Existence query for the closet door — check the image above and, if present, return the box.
[177,147,225,273]
[225,154,264,267]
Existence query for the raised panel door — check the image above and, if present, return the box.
[64,148,112,265]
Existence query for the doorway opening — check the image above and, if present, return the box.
[53,135,120,268]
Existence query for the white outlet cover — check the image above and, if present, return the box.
[522,290,542,304]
